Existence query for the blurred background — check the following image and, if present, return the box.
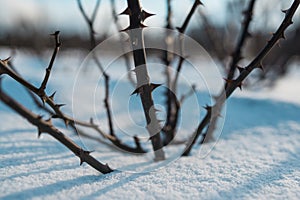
[0,0,299,86]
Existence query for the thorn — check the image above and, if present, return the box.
[80,158,84,166]
[37,129,42,138]
[1,57,11,65]
[131,83,162,96]
[237,82,243,90]
[119,7,131,16]
[281,9,289,14]
[224,78,242,90]
[237,66,245,73]
[131,87,141,96]
[223,78,233,84]
[37,115,43,120]
[49,91,56,101]
[139,22,147,29]
[90,118,94,124]
[141,10,155,21]
[79,149,92,166]
[176,27,183,33]
[55,104,66,109]
[50,31,60,36]
[257,62,264,71]
[150,83,162,92]
[64,119,70,128]
[203,105,212,112]
[280,32,286,40]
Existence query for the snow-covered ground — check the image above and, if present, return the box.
[0,51,300,199]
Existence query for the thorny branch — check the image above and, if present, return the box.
[0,86,113,174]
[226,0,257,87]
[77,0,144,150]
[183,0,300,156]
[2,33,145,154]
[39,31,61,94]
[122,0,165,160]
[204,0,257,144]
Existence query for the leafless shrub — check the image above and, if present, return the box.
[0,0,299,173]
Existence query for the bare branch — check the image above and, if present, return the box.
[39,31,61,93]
[176,0,203,33]
[226,0,257,87]
[0,86,113,174]
[123,0,165,160]
[204,0,257,145]
[162,0,203,145]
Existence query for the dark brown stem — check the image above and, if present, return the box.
[183,0,300,156]
[124,0,165,160]
[0,87,113,174]
[39,31,61,93]
[176,0,203,33]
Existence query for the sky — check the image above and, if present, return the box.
[0,0,299,36]
[0,0,227,35]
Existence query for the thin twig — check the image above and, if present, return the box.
[162,0,176,145]
[2,38,145,154]
[77,0,117,139]
[163,0,203,145]
[110,0,136,86]
[226,0,256,87]
[39,31,61,93]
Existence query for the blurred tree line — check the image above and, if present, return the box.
[0,0,299,86]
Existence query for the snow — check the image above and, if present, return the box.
[0,51,300,199]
